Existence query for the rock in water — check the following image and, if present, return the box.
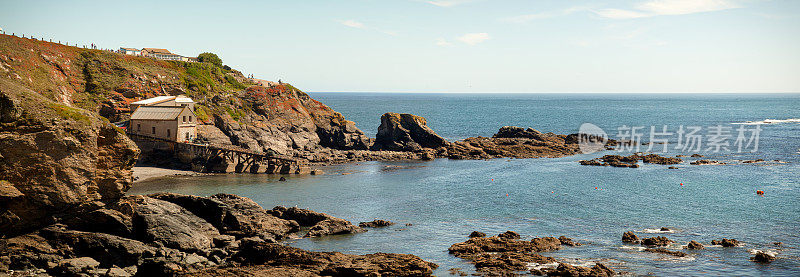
[372,113,449,151]
[469,231,486,238]
[0,79,139,237]
[685,240,705,250]
[268,206,364,237]
[751,251,776,263]
[498,230,521,240]
[493,126,543,140]
[622,231,640,243]
[358,219,395,228]
[711,238,740,247]
[641,236,674,247]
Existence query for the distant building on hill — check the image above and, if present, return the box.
[119,47,142,56]
[128,96,197,142]
[141,48,183,61]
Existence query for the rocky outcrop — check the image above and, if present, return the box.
[0,79,139,237]
[449,232,611,276]
[371,113,449,151]
[444,126,593,160]
[711,238,740,247]
[493,126,544,140]
[150,193,299,241]
[268,206,364,237]
[751,251,776,263]
[641,236,674,247]
[580,154,681,168]
[644,248,688,257]
[358,219,395,228]
[685,240,704,250]
[622,231,640,243]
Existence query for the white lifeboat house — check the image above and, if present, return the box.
[128,96,197,142]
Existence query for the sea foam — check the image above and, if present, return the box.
[731,118,800,125]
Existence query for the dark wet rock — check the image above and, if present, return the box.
[640,154,681,165]
[691,160,726,165]
[622,231,640,243]
[493,126,543,140]
[150,193,299,241]
[644,248,688,257]
[711,238,740,247]
[543,262,615,277]
[751,251,776,263]
[358,219,395,228]
[660,227,670,232]
[498,230,521,240]
[473,252,555,272]
[742,159,765,164]
[371,113,449,151]
[62,208,133,238]
[123,196,220,253]
[690,154,704,158]
[268,206,364,237]
[469,231,487,238]
[668,166,679,169]
[227,239,437,276]
[579,159,605,166]
[559,236,581,246]
[279,176,287,181]
[685,240,705,250]
[641,236,674,247]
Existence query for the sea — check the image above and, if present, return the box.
[130,93,800,276]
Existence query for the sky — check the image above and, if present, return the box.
[1,0,799,93]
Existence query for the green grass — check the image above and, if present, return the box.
[50,103,92,124]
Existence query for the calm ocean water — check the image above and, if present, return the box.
[131,93,800,276]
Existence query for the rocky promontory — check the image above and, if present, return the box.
[0,77,438,276]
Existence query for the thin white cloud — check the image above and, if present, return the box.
[503,6,593,23]
[457,33,490,45]
[637,0,739,15]
[426,0,473,7]
[594,8,651,19]
[339,20,397,36]
[435,38,453,46]
[595,0,740,19]
[341,20,365,29]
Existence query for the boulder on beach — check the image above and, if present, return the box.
[371,113,449,151]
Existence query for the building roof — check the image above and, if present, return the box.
[142,48,172,54]
[120,47,140,51]
[175,96,194,103]
[131,96,176,105]
[130,106,186,120]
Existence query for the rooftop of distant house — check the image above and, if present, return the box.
[131,95,194,106]
[142,48,173,54]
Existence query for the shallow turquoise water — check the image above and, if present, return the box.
[131,93,800,276]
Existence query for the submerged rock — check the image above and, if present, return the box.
[644,248,688,257]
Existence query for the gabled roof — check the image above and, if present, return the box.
[142,48,172,54]
[120,47,140,51]
[131,96,176,105]
[130,106,186,120]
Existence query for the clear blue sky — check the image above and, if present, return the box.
[2,0,799,93]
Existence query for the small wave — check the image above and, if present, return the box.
[642,228,675,234]
[620,245,646,251]
[749,249,778,256]
[731,118,800,125]
[527,262,559,271]
[567,261,596,267]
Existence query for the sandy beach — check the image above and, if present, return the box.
[133,166,202,183]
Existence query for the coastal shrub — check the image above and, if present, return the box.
[198,52,222,67]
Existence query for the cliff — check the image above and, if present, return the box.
[0,78,139,236]
[0,34,369,158]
